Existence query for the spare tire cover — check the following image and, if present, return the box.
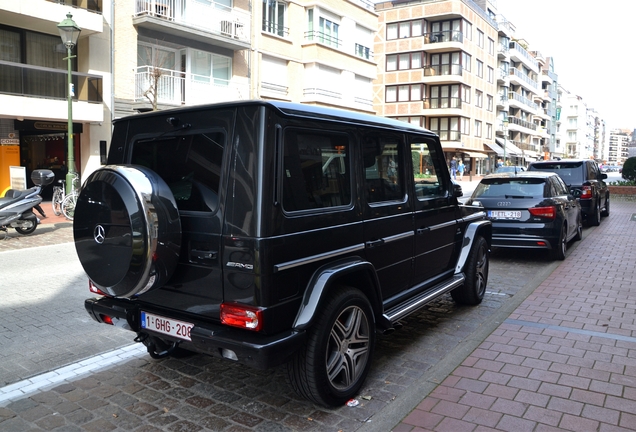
[73,165,181,298]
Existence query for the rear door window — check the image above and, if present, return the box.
[131,131,225,212]
[281,129,351,212]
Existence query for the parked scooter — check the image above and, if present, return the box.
[0,169,54,236]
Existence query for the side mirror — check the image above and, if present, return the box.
[453,181,463,198]
[601,173,608,180]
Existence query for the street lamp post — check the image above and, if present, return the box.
[57,13,81,194]
[502,118,509,167]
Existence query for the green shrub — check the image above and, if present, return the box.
[622,157,636,181]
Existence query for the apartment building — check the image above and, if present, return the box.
[557,87,596,159]
[254,0,377,112]
[608,129,631,166]
[114,0,251,117]
[0,0,112,196]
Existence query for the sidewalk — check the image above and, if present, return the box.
[0,202,73,251]
[392,198,636,431]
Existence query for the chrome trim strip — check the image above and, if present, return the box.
[274,243,366,272]
[383,231,414,243]
[428,220,458,231]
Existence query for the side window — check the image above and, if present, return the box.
[411,141,445,199]
[553,176,568,195]
[281,129,351,212]
[363,135,404,203]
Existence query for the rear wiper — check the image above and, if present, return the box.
[505,195,532,199]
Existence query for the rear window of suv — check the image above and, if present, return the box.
[473,178,546,198]
[529,162,583,185]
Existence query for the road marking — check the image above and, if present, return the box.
[0,344,146,406]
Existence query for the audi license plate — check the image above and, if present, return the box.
[488,210,522,220]
[140,311,193,341]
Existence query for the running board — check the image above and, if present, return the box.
[383,274,465,323]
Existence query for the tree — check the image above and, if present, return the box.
[138,43,174,111]
[622,157,636,181]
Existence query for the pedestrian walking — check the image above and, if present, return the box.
[450,157,457,179]
[457,160,465,180]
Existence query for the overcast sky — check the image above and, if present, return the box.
[496,0,635,130]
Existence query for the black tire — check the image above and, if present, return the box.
[573,214,583,242]
[61,193,77,221]
[287,287,375,407]
[550,224,567,260]
[590,202,601,226]
[15,221,37,235]
[601,194,610,217]
[451,235,489,305]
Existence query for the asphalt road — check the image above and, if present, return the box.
[0,228,590,430]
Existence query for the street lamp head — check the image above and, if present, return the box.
[58,13,81,49]
[503,118,509,130]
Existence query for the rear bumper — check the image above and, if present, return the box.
[492,235,557,250]
[491,223,559,250]
[85,297,306,369]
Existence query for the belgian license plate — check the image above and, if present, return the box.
[140,311,193,341]
[489,210,522,220]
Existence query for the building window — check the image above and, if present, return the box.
[386,52,423,71]
[429,85,461,108]
[477,30,484,48]
[476,60,483,78]
[487,66,494,83]
[476,90,483,108]
[462,52,471,72]
[262,0,287,37]
[307,9,341,48]
[463,20,472,40]
[487,94,493,111]
[387,19,424,40]
[461,85,471,104]
[430,20,462,42]
[475,120,482,137]
[429,117,461,141]
[486,123,493,139]
[429,52,462,75]
[488,38,495,55]
[461,117,470,135]
[394,116,425,127]
[386,84,423,102]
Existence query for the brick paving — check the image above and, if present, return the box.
[396,198,636,431]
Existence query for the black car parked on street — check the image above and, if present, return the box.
[73,101,492,407]
[527,159,609,226]
[466,171,582,260]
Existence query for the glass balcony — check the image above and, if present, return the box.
[423,64,463,76]
[423,97,462,109]
[0,60,102,102]
[424,30,463,44]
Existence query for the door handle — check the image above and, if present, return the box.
[365,239,384,249]
[416,227,430,235]
[191,249,217,260]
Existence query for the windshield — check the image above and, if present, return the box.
[529,162,583,184]
[473,178,546,198]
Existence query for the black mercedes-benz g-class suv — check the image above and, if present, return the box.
[75,101,491,407]
[527,159,609,225]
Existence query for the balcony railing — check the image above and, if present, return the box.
[508,116,537,131]
[134,0,251,44]
[509,42,539,70]
[424,30,463,44]
[262,20,289,37]
[423,97,462,109]
[509,67,538,90]
[509,92,539,110]
[423,64,463,76]
[46,0,102,13]
[135,65,248,106]
[304,31,342,48]
[355,43,373,61]
[512,140,537,152]
[0,60,102,102]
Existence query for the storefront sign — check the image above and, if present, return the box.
[1,139,20,145]
[10,166,26,191]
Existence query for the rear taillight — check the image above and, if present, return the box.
[100,315,114,325]
[221,303,263,332]
[529,206,556,220]
[579,185,592,199]
[89,279,109,296]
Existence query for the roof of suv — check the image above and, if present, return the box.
[529,159,593,165]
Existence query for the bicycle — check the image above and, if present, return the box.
[51,179,66,216]
[59,173,80,221]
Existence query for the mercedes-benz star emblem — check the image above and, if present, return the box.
[93,225,105,244]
